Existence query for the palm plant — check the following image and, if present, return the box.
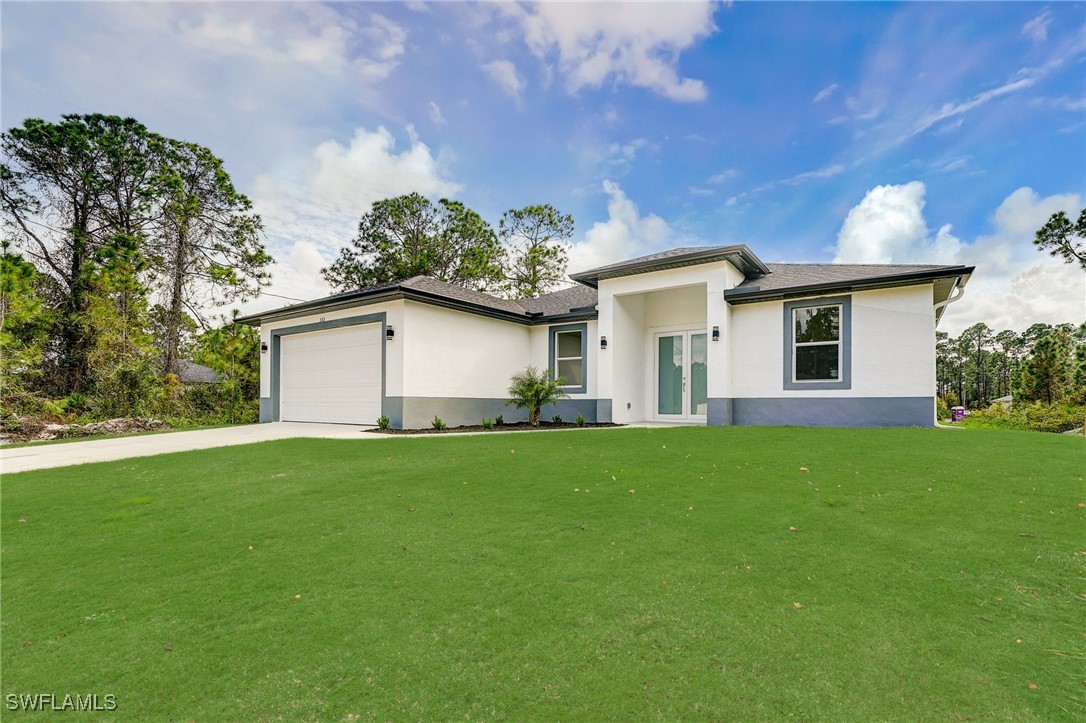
[506,366,568,426]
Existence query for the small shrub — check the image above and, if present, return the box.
[935,397,949,421]
[432,416,447,430]
[481,417,494,430]
[506,366,569,426]
[377,415,390,430]
[495,414,504,426]
[575,413,586,427]
[552,415,563,424]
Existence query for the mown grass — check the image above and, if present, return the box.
[1,427,1082,720]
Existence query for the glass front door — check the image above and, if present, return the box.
[655,331,708,421]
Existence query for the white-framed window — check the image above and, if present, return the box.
[554,329,584,388]
[792,304,841,382]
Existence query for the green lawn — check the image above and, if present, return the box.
[2,427,1082,720]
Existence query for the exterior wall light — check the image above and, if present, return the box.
[600,336,608,349]
[712,326,720,341]
[386,326,395,341]
[260,341,268,354]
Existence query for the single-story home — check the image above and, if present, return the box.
[238,245,973,429]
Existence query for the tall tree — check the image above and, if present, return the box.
[1014,325,1075,404]
[152,140,270,376]
[0,243,52,411]
[498,204,573,298]
[1033,208,1086,270]
[82,234,156,416]
[0,116,118,391]
[322,193,504,292]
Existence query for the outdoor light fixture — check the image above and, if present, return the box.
[712,326,720,341]
[600,336,608,349]
[260,341,268,353]
[385,326,395,341]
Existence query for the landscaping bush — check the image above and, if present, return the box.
[935,396,949,421]
[961,401,1086,433]
[377,415,390,430]
[506,366,568,426]
[551,414,563,424]
[495,414,504,426]
[575,413,586,427]
[432,416,447,430]
[481,418,494,430]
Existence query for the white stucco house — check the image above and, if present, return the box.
[238,246,973,429]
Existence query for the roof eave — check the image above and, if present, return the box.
[569,245,769,288]
[724,266,975,305]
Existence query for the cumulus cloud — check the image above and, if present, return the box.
[241,126,461,312]
[833,181,1084,334]
[567,181,675,274]
[482,59,525,99]
[507,1,716,102]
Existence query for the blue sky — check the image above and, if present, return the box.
[3,1,1084,334]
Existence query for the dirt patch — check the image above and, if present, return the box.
[368,421,623,435]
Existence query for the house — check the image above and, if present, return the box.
[176,359,223,385]
[237,245,973,429]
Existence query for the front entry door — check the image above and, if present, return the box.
[654,331,708,421]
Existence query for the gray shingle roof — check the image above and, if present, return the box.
[177,359,222,384]
[516,285,599,317]
[736,263,957,292]
[398,276,528,316]
[238,250,972,327]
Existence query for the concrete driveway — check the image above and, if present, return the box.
[1,423,375,474]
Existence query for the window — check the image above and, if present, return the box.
[783,296,851,390]
[793,305,840,381]
[549,324,587,393]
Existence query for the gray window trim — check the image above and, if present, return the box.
[270,312,388,422]
[783,296,851,391]
[548,322,588,394]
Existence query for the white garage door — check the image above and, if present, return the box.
[279,324,382,424]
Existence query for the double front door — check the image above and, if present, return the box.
[654,330,708,421]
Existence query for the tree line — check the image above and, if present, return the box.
[0,114,575,427]
[936,321,1086,409]
[1,114,270,423]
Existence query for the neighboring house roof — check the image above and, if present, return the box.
[177,359,222,384]
[570,245,770,287]
[238,248,973,327]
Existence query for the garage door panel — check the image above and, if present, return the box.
[279,324,382,424]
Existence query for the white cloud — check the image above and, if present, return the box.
[428,101,446,125]
[507,1,716,102]
[708,169,740,184]
[242,126,462,312]
[482,59,525,99]
[177,5,405,82]
[906,78,1035,140]
[1022,10,1052,43]
[568,181,675,274]
[729,163,845,205]
[833,181,1085,334]
[813,83,839,103]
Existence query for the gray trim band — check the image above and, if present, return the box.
[718,396,934,428]
[388,396,601,429]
